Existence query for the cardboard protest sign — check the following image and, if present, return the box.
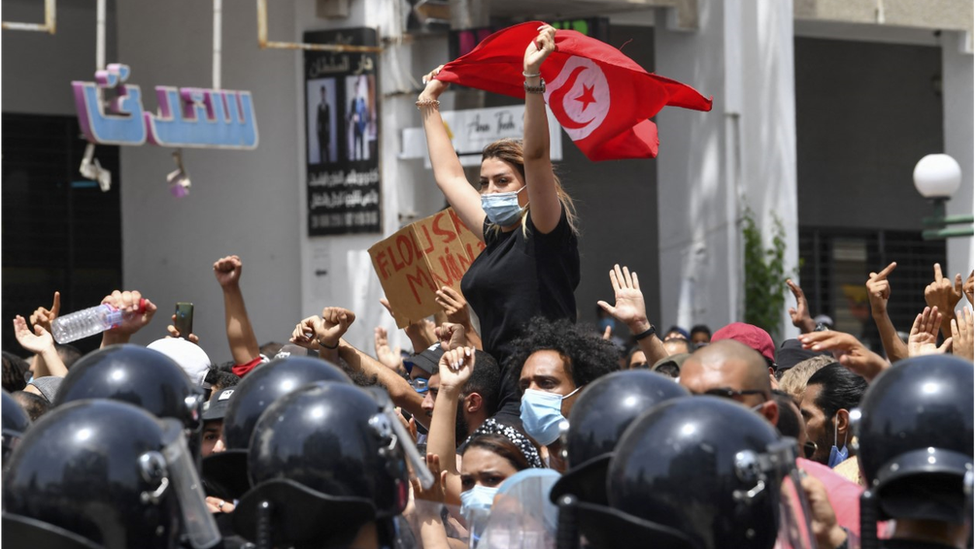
[369,208,486,328]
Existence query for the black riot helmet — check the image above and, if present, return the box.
[234,382,418,548]
[574,397,812,549]
[55,344,205,431]
[220,356,351,451]
[2,399,220,549]
[550,370,689,505]
[856,355,974,534]
[2,389,30,469]
[203,356,351,499]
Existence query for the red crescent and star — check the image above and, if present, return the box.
[575,84,596,111]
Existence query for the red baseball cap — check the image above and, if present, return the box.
[711,322,776,364]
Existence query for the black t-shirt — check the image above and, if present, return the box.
[461,207,580,363]
[460,208,580,424]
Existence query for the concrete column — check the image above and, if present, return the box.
[654,0,799,339]
[941,31,974,285]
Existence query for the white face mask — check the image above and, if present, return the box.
[519,386,583,446]
[460,484,498,518]
[481,186,526,226]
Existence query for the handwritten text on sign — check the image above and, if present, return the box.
[369,208,485,328]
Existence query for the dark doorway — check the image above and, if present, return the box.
[2,113,122,357]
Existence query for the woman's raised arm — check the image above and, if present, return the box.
[418,67,487,241]
[521,25,562,234]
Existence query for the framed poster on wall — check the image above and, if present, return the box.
[304,28,381,236]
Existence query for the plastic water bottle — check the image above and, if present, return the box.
[51,299,146,344]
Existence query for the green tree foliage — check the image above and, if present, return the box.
[742,208,788,340]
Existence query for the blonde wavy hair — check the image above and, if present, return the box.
[481,139,578,236]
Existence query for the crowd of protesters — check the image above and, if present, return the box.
[2,24,973,549]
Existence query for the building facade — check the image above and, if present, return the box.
[2,0,971,358]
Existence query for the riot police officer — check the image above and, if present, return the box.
[857,354,973,549]
[561,396,816,549]
[3,399,220,549]
[549,369,689,506]
[1,388,30,470]
[55,344,207,463]
[233,381,428,549]
[203,356,351,500]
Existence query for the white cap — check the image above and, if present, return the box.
[147,338,212,387]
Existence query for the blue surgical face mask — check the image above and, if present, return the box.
[481,186,526,227]
[520,387,583,446]
[460,484,498,518]
[827,415,849,468]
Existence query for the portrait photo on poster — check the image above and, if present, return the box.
[345,74,376,162]
[307,78,337,165]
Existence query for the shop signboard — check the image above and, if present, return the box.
[72,63,259,149]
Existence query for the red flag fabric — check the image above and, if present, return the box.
[436,21,713,161]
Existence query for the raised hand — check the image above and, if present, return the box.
[924,263,964,318]
[213,255,243,289]
[908,306,952,357]
[524,24,556,73]
[786,279,816,333]
[101,290,156,336]
[434,286,470,326]
[437,346,475,392]
[419,64,448,102]
[29,291,61,334]
[951,308,974,361]
[13,315,55,355]
[865,262,897,316]
[374,326,404,372]
[166,314,200,344]
[290,316,321,350]
[315,307,356,349]
[411,453,448,504]
[965,270,974,306]
[597,264,650,334]
[380,297,437,351]
[435,322,467,352]
[798,330,889,382]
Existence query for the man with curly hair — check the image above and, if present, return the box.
[507,317,618,470]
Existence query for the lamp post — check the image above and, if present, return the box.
[913,154,974,240]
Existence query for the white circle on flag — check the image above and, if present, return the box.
[544,56,610,140]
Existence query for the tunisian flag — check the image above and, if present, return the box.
[436,21,713,161]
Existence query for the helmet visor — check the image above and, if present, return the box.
[777,469,817,549]
[2,429,23,469]
[160,421,221,549]
[478,470,561,549]
[770,440,817,549]
[375,405,434,491]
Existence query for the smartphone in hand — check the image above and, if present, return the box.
[175,302,194,339]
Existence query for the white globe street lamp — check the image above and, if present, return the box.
[912,154,973,240]
[913,154,962,198]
